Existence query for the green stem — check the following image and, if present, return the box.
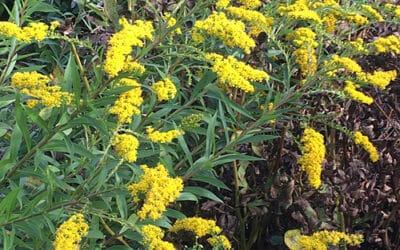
[183,89,297,180]
[0,43,18,85]
[233,160,247,249]
[0,200,82,227]
[0,126,62,186]
[69,42,92,96]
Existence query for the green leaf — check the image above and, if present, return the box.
[9,123,22,161]
[236,133,279,144]
[176,192,198,202]
[183,156,213,179]
[212,153,263,166]
[15,98,31,150]
[26,107,49,133]
[214,88,254,120]
[24,1,60,17]
[191,172,230,190]
[116,193,128,219]
[69,117,109,137]
[2,226,16,250]
[64,52,81,104]
[0,94,15,109]
[247,199,269,208]
[164,208,186,219]
[177,131,193,167]
[205,112,217,157]
[104,0,120,29]
[191,70,216,100]
[218,100,230,144]
[87,229,105,239]
[183,186,222,203]
[0,188,21,221]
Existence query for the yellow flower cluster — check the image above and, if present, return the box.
[112,133,139,162]
[371,35,400,54]
[142,225,175,250]
[11,71,73,108]
[287,27,318,48]
[170,217,232,248]
[164,12,181,35]
[207,235,232,249]
[287,28,318,76]
[343,81,373,105]
[357,70,397,90]
[170,217,222,237]
[205,53,269,93]
[109,78,143,124]
[238,0,262,9]
[345,12,369,26]
[0,21,50,42]
[128,163,183,220]
[347,38,368,53]
[361,5,384,22]
[53,213,89,250]
[297,128,325,189]
[326,55,362,76]
[278,0,322,24]
[354,131,379,162]
[322,14,337,33]
[312,0,340,32]
[225,7,273,31]
[146,126,183,143]
[151,78,177,101]
[192,12,255,54]
[384,4,400,17]
[104,18,153,77]
[216,0,230,9]
[296,230,363,250]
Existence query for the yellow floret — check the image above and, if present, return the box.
[109,78,143,124]
[0,21,50,42]
[53,214,89,250]
[345,12,369,26]
[371,35,400,54]
[238,0,262,9]
[354,131,379,162]
[142,225,176,250]
[128,163,183,220]
[192,11,255,54]
[112,133,139,162]
[357,70,397,89]
[146,126,183,143]
[216,0,230,9]
[11,71,73,108]
[170,217,222,237]
[104,18,153,77]
[343,81,373,105]
[225,7,273,30]
[206,53,269,93]
[151,78,177,101]
[297,128,325,189]
[207,235,232,249]
[361,4,384,22]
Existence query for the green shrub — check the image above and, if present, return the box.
[0,0,398,249]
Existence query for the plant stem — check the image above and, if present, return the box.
[100,216,130,246]
[69,41,92,96]
[0,126,61,186]
[233,160,247,250]
[0,200,82,227]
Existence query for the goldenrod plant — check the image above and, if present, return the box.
[0,0,398,249]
